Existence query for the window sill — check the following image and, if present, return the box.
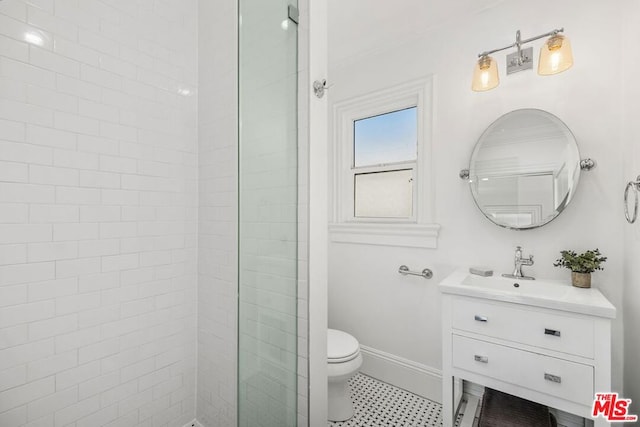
[329,222,440,249]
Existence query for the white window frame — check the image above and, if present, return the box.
[329,78,440,248]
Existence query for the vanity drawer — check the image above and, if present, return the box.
[451,297,594,358]
[452,335,594,406]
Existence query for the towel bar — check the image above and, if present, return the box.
[398,265,433,279]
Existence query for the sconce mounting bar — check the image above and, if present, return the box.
[478,28,564,58]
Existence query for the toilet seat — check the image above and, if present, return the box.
[328,329,360,363]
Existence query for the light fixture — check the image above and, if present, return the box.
[538,33,573,75]
[471,55,499,92]
[471,28,573,92]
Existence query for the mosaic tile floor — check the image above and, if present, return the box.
[328,373,459,427]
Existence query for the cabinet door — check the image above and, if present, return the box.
[452,334,593,405]
[452,297,594,358]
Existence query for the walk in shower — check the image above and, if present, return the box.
[238,1,299,426]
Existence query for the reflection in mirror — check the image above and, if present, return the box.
[469,109,580,229]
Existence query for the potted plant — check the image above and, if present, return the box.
[553,249,607,288]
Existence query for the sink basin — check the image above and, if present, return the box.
[460,273,572,300]
[439,269,616,318]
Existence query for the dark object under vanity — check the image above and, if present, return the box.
[478,388,557,427]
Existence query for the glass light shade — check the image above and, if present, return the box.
[538,34,573,75]
[472,55,499,92]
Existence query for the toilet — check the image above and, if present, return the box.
[327,328,363,422]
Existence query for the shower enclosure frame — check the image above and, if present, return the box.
[237,0,303,425]
[235,0,328,425]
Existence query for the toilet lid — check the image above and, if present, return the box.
[328,329,359,362]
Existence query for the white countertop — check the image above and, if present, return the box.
[438,269,616,319]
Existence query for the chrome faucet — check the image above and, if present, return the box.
[502,246,535,280]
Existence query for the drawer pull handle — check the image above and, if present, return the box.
[544,328,561,337]
[474,315,488,322]
[544,373,562,383]
[474,355,488,363]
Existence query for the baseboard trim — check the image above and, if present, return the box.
[181,419,203,427]
[359,345,442,403]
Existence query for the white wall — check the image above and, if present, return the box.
[307,0,329,424]
[328,0,628,400]
[0,1,199,426]
[196,0,238,425]
[622,0,640,413]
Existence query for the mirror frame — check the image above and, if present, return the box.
[466,109,582,230]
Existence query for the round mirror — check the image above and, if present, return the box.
[469,109,581,229]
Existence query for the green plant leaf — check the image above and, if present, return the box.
[553,248,607,273]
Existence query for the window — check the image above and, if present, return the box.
[354,107,417,167]
[354,169,413,218]
[353,107,417,219]
[330,78,440,248]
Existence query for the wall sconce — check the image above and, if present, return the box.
[471,28,573,92]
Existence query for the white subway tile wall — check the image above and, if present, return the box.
[196,0,238,426]
[0,1,198,427]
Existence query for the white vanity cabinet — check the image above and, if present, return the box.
[439,270,616,427]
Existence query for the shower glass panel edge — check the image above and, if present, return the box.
[238,0,299,425]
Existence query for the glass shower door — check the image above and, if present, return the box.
[238,0,298,426]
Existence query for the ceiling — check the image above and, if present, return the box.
[328,0,506,66]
